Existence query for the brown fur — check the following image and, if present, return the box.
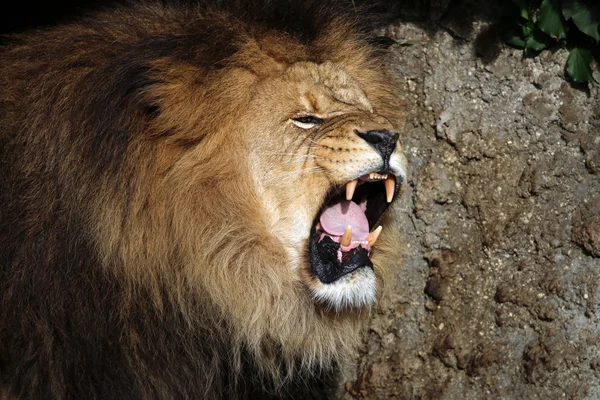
[0,1,406,398]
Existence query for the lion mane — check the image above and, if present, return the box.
[0,1,407,398]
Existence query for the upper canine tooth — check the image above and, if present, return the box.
[346,179,358,201]
[369,172,375,180]
[366,226,383,247]
[384,176,395,203]
[340,225,352,247]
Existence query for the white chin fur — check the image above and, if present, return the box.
[310,267,376,311]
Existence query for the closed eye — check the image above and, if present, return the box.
[290,115,325,129]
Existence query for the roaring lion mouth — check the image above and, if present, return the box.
[309,172,399,284]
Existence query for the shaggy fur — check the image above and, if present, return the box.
[0,1,407,398]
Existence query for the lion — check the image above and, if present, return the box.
[0,1,407,398]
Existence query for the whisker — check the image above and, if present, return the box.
[266,153,323,159]
[305,138,322,146]
[275,166,323,179]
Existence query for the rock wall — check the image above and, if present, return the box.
[343,18,600,400]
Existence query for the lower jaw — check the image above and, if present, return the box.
[307,234,378,310]
[309,266,377,311]
[309,213,375,284]
[310,240,373,284]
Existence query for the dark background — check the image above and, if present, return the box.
[0,0,117,34]
[0,0,463,35]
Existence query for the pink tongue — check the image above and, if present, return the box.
[319,200,369,240]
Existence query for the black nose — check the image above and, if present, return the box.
[354,129,399,169]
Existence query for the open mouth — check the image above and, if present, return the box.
[309,172,399,284]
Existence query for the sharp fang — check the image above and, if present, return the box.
[366,226,383,247]
[384,176,395,203]
[346,179,358,201]
[369,172,375,180]
[340,225,352,247]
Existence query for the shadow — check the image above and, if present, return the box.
[0,0,509,67]
[0,0,118,35]
[1,0,500,34]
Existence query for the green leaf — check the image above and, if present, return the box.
[538,0,569,39]
[522,20,535,37]
[511,0,531,20]
[562,0,600,42]
[525,30,551,51]
[566,47,597,84]
[512,0,529,13]
[505,34,527,48]
[501,25,527,48]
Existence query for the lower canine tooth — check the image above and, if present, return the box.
[340,225,352,247]
[366,226,383,247]
[346,179,358,201]
[384,176,395,203]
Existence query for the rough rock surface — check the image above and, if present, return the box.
[340,17,600,400]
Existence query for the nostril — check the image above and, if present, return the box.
[354,129,386,145]
[354,129,399,169]
[354,129,399,149]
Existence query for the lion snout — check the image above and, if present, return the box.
[353,129,400,171]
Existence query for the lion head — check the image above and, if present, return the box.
[0,1,407,396]
[247,59,407,307]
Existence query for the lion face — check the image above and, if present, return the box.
[244,61,407,310]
